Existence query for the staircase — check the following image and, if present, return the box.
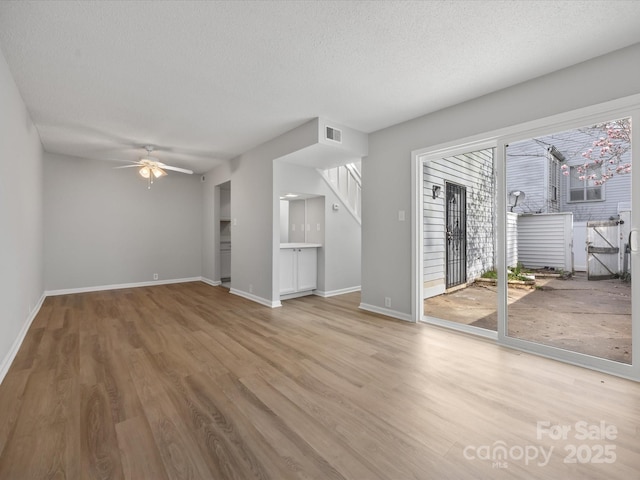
[320,162,361,223]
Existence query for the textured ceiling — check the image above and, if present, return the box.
[1,1,640,173]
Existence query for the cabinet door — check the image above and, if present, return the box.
[296,248,317,292]
[279,249,297,294]
[220,250,231,278]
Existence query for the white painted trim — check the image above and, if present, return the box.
[0,292,46,384]
[45,276,203,296]
[500,335,637,382]
[200,277,222,287]
[314,285,361,297]
[410,150,422,322]
[423,315,498,340]
[359,303,413,322]
[230,288,281,308]
[280,291,316,301]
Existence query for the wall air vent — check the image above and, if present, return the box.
[325,126,342,144]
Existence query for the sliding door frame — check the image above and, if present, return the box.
[411,94,640,381]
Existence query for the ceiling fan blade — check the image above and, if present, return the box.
[114,164,141,169]
[160,165,194,175]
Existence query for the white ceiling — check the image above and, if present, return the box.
[1,1,640,173]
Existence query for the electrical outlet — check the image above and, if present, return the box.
[153,273,158,280]
[317,223,321,231]
[384,297,391,308]
[398,210,405,221]
[249,284,253,293]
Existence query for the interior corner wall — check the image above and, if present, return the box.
[0,47,44,380]
[223,119,318,304]
[201,162,232,282]
[362,42,640,318]
[43,153,203,291]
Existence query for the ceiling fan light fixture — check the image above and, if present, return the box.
[152,166,166,178]
[139,166,151,179]
[115,146,193,188]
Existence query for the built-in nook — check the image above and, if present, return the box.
[279,194,324,299]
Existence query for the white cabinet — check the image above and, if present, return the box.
[280,246,318,298]
[220,244,231,279]
[280,248,297,295]
[296,248,317,291]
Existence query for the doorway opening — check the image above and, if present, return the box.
[218,181,231,288]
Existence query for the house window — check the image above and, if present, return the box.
[568,165,603,202]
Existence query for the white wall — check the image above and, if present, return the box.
[0,47,44,380]
[275,161,361,295]
[44,153,203,291]
[363,43,640,319]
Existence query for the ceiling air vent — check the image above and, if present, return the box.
[325,126,342,144]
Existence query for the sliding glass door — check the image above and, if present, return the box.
[415,105,639,380]
[497,110,639,379]
[421,145,499,337]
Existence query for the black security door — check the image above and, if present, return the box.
[445,182,467,289]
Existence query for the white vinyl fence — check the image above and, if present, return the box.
[516,213,573,271]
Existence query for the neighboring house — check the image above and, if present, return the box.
[507,123,632,222]
[507,122,632,273]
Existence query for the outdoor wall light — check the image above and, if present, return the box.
[432,185,442,199]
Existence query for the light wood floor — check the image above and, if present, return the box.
[0,282,639,479]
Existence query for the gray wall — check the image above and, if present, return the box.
[0,47,44,378]
[226,119,318,304]
[363,43,640,318]
[44,153,203,290]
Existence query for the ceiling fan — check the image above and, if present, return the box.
[116,146,193,188]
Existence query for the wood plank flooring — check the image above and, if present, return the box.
[0,282,639,479]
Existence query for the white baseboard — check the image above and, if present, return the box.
[358,302,413,322]
[200,277,222,287]
[229,288,281,308]
[0,292,46,384]
[314,285,361,298]
[45,276,203,296]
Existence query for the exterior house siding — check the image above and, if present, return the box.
[423,148,494,296]
[507,212,518,268]
[506,140,549,214]
[560,165,631,221]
